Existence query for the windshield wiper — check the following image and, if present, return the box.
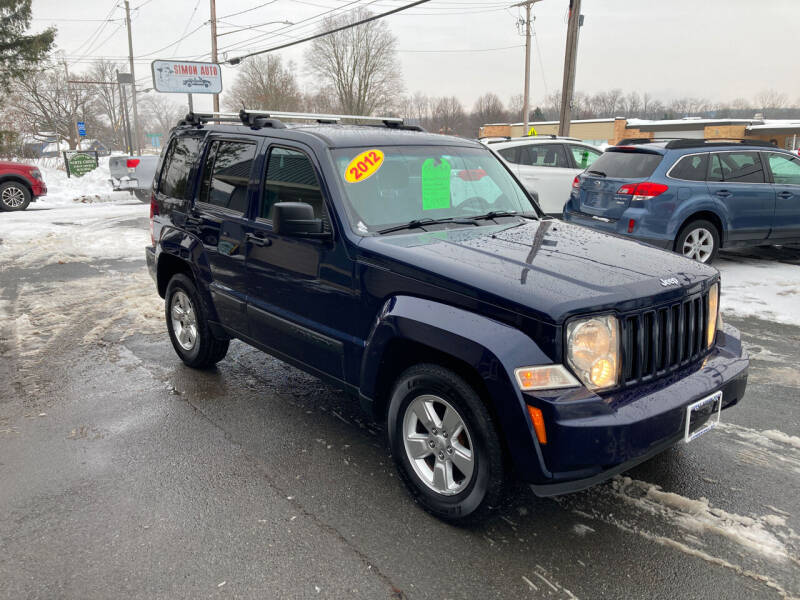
[376,217,479,235]
[469,210,532,221]
[587,170,607,177]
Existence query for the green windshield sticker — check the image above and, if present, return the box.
[579,151,589,168]
[421,158,452,210]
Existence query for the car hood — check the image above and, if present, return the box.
[0,160,28,170]
[357,219,718,323]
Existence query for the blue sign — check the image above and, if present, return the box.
[77,121,86,137]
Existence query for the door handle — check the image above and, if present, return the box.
[715,190,731,198]
[778,191,793,199]
[246,232,271,247]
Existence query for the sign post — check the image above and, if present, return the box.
[77,122,86,137]
[62,151,99,178]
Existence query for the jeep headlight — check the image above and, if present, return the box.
[707,282,719,348]
[566,315,620,390]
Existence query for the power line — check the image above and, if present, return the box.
[173,0,203,57]
[399,44,523,52]
[218,0,278,20]
[227,0,431,64]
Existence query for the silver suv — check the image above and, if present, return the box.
[484,136,602,214]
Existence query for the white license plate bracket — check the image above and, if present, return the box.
[684,391,722,443]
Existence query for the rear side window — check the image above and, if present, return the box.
[260,147,324,220]
[587,150,662,178]
[159,136,203,199]
[669,154,709,181]
[497,147,518,163]
[767,153,800,185]
[199,140,256,213]
[709,152,764,183]
[519,144,569,168]
[569,145,602,169]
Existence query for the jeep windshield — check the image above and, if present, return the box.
[331,145,538,235]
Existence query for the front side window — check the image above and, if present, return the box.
[199,140,256,213]
[332,145,535,233]
[669,154,709,181]
[569,145,602,169]
[519,144,569,168]
[709,152,764,183]
[767,153,800,185]
[496,147,518,164]
[159,135,203,199]
[260,147,324,220]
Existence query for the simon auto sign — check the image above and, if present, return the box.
[151,60,223,94]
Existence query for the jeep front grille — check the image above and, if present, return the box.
[621,291,709,385]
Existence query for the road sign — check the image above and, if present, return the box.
[63,151,98,178]
[151,60,222,94]
[77,122,86,137]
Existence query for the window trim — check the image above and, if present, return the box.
[665,151,711,183]
[157,135,204,200]
[764,151,800,187]
[194,135,259,216]
[255,142,330,227]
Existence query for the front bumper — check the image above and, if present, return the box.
[525,323,748,496]
[32,180,47,197]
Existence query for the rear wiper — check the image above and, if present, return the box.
[587,170,607,177]
[376,217,479,235]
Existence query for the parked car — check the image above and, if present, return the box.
[109,154,159,202]
[0,160,46,211]
[563,139,800,263]
[146,111,748,523]
[484,136,603,214]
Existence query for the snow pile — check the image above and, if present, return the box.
[30,156,132,207]
[716,257,800,326]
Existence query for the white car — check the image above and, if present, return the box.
[484,136,603,214]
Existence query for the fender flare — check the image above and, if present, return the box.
[155,227,220,322]
[361,295,555,481]
[0,175,33,195]
[669,200,729,244]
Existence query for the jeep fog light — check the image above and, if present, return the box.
[566,315,620,390]
[514,365,580,391]
[707,283,719,348]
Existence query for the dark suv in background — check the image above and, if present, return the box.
[146,111,748,523]
[563,140,800,263]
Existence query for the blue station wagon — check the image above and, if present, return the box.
[146,111,749,523]
[563,139,800,263]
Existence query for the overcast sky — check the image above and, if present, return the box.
[30,0,799,115]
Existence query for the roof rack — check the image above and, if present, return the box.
[483,134,581,144]
[615,137,680,145]
[178,109,424,131]
[663,138,777,149]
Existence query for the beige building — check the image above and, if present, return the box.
[480,117,800,150]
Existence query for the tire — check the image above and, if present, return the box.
[674,219,720,264]
[133,189,151,203]
[0,181,31,211]
[165,273,229,368]
[387,363,506,524]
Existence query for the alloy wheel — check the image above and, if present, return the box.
[1,186,26,208]
[402,394,475,496]
[170,290,198,351]
[682,227,714,262]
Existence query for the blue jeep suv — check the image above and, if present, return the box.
[146,111,748,523]
[563,139,800,263]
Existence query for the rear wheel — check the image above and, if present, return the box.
[165,273,229,368]
[675,219,719,264]
[387,363,506,524]
[0,182,31,211]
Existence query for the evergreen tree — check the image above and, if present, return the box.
[0,0,55,89]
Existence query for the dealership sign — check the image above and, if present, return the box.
[151,60,223,94]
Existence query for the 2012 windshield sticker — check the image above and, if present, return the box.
[345,149,384,183]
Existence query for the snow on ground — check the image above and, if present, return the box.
[716,256,800,327]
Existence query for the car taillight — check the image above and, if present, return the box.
[572,175,581,189]
[617,181,668,201]
[126,158,140,168]
[149,193,158,246]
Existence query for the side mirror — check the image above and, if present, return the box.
[272,202,329,239]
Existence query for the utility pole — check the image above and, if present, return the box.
[514,0,543,137]
[210,0,219,113]
[124,0,141,155]
[62,61,81,149]
[116,70,134,154]
[557,0,582,137]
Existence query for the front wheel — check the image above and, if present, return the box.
[0,182,31,211]
[387,364,506,524]
[675,219,720,264]
[165,273,229,368]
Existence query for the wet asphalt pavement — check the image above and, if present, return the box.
[1,211,798,599]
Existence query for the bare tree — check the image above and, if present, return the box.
[755,89,787,117]
[7,64,96,149]
[140,94,184,139]
[224,55,302,112]
[507,94,524,121]
[621,91,641,117]
[429,96,465,136]
[471,93,505,132]
[305,8,403,115]
[86,59,127,150]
